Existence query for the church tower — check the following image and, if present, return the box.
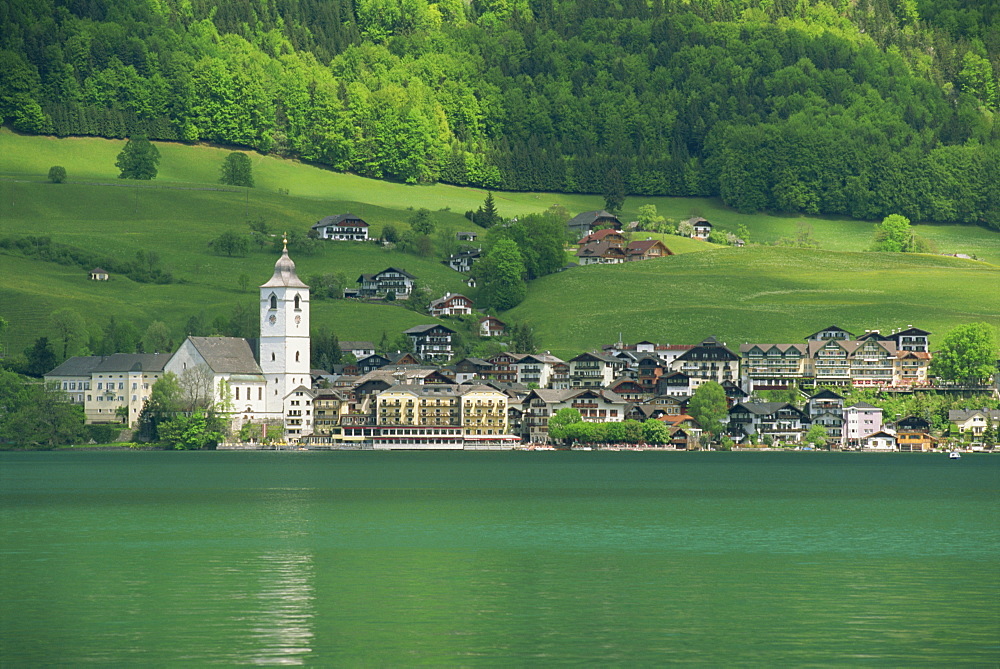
[260,237,310,415]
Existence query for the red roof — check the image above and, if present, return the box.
[578,228,625,245]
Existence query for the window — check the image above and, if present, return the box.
[294,294,301,310]
[295,351,300,362]
[269,294,277,309]
[258,388,262,401]
[271,352,275,361]
[97,383,103,390]
[236,388,240,400]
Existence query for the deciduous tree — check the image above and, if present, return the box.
[688,381,728,438]
[931,323,998,385]
[220,151,254,187]
[115,135,160,180]
[47,166,66,183]
[476,238,526,310]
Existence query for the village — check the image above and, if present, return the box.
[44,212,1000,453]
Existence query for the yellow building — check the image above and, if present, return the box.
[374,384,516,449]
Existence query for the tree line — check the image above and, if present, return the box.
[0,0,997,226]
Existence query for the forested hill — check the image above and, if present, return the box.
[1,0,997,227]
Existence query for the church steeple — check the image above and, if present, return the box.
[260,239,310,414]
[260,234,308,289]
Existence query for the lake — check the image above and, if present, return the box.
[1,451,997,665]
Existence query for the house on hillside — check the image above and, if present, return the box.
[578,228,625,246]
[891,327,931,352]
[576,241,627,265]
[428,293,473,318]
[456,231,478,242]
[671,337,740,387]
[357,267,416,299]
[686,217,712,240]
[568,210,622,239]
[479,315,506,337]
[404,324,456,362]
[806,325,855,342]
[89,268,110,281]
[311,213,369,241]
[339,341,376,360]
[625,239,673,261]
[446,248,482,273]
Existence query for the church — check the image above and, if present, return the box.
[164,238,313,437]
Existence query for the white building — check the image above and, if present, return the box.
[260,240,312,415]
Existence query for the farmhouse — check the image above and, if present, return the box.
[576,241,627,265]
[568,210,622,239]
[428,293,474,318]
[311,213,369,241]
[625,239,673,261]
[479,315,506,337]
[89,267,109,280]
[357,267,416,299]
[446,248,481,272]
[686,217,712,240]
[404,324,456,362]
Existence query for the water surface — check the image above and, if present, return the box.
[2,451,997,665]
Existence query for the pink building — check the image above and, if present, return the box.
[842,402,883,448]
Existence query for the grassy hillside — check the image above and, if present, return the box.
[509,248,1000,358]
[0,130,997,358]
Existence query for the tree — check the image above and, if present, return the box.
[642,419,670,445]
[210,230,251,257]
[931,323,998,385]
[509,321,536,354]
[477,238,527,310]
[115,135,160,180]
[24,337,56,377]
[312,327,342,371]
[804,424,828,449]
[142,321,173,353]
[48,308,87,360]
[472,192,501,228]
[637,204,665,231]
[547,407,582,443]
[381,224,399,244]
[409,208,435,235]
[871,214,913,252]
[0,371,85,448]
[687,381,728,439]
[47,166,66,183]
[158,410,224,450]
[604,167,626,214]
[220,151,254,187]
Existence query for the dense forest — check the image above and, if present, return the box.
[1,0,997,227]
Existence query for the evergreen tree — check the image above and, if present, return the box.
[603,167,626,214]
[115,135,160,180]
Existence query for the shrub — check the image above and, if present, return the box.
[48,166,66,183]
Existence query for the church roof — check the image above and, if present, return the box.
[260,240,308,289]
[188,337,263,374]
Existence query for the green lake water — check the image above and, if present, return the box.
[1,451,997,666]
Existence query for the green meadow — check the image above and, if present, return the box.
[508,248,1000,359]
[0,129,997,357]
